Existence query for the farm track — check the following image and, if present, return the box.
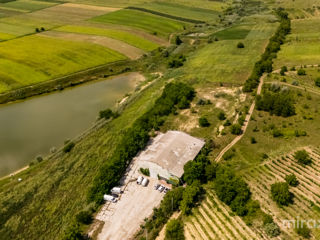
[243,147,320,239]
[184,190,261,240]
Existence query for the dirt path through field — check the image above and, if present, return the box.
[215,74,265,162]
[40,31,145,59]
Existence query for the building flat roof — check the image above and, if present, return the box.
[137,131,205,178]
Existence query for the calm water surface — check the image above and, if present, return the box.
[0,72,142,177]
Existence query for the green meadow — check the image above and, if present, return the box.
[92,9,187,38]
[0,35,126,93]
[274,18,320,68]
[181,23,277,85]
[56,25,160,51]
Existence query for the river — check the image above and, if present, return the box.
[0,72,143,177]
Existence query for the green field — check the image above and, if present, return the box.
[56,25,160,51]
[213,25,252,40]
[0,0,56,12]
[274,18,320,68]
[134,2,219,22]
[0,35,126,93]
[92,9,187,38]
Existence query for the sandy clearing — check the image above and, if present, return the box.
[39,31,144,59]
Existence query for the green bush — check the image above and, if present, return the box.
[75,211,92,225]
[297,68,306,75]
[237,42,245,48]
[99,109,114,120]
[180,181,203,215]
[168,55,186,68]
[250,137,257,144]
[140,168,150,176]
[63,142,75,153]
[199,117,210,127]
[285,174,299,187]
[264,222,281,237]
[230,124,242,135]
[218,111,226,120]
[295,224,311,239]
[294,150,312,165]
[271,182,293,206]
[315,77,320,87]
[62,222,84,240]
[175,36,183,45]
[165,219,184,240]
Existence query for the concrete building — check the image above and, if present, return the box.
[136,131,205,181]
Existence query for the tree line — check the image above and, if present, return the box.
[243,8,291,92]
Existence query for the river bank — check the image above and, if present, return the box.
[0,59,135,105]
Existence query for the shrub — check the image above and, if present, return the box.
[168,55,186,68]
[223,151,235,160]
[315,77,320,87]
[295,224,311,239]
[63,142,75,153]
[223,119,231,126]
[140,168,150,176]
[165,219,184,240]
[36,155,43,163]
[280,66,287,76]
[271,182,293,206]
[264,222,281,237]
[285,174,299,187]
[250,137,257,144]
[76,211,92,225]
[272,129,283,138]
[237,42,245,48]
[175,36,183,45]
[99,109,114,120]
[230,124,242,135]
[297,68,306,75]
[199,117,210,127]
[294,150,312,165]
[218,111,226,120]
[62,222,84,240]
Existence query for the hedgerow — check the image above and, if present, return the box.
[243,8,291,92]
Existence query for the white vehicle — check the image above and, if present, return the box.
[158,185,164,192]
[111,187,122,194]
[103,194,117,203]
[154,184,160,190]
[137,176,144,185]
[141,178,149,187]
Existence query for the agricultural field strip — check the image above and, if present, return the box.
[0,0,57,13]
[194,208,216,240]
[186,221,202,240]
[91,9,188,38]
[130,2,220,22]
[191,216,210,240]
[55,25,160,51]
[39,31,144,60]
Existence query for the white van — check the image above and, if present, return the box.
[137,176,144,185]
[103,194,117,203]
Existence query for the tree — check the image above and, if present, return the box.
[99,109,114,120]
[271,182,293,206]
[205,163,218,181]
[183,161,207,184]
[175,36,183,45]
[165,219,185,240]
[63,141,75,153]
[294,150,312,165]
[180,181,203,215]
[285,174,299,187]
[76,211,92,225]
[63,222,84,240]
[177,96,190,109]
[250,137,257,144]
[237,42,245,48]
[297,68,306,75]
[296,224,311,239]
[218,111,226,120]
[231,124,242,135]
[264,222,281,237]
[315,77,320,87]
[280,66,287,76]
[199,117,210,127]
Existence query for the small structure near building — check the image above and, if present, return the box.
[111,187,122,195]
[103,194,117,203]
[136,131,205,182]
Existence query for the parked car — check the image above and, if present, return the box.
[158,185,164,192]
[137,176,144,185]
[154,184,160,190]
